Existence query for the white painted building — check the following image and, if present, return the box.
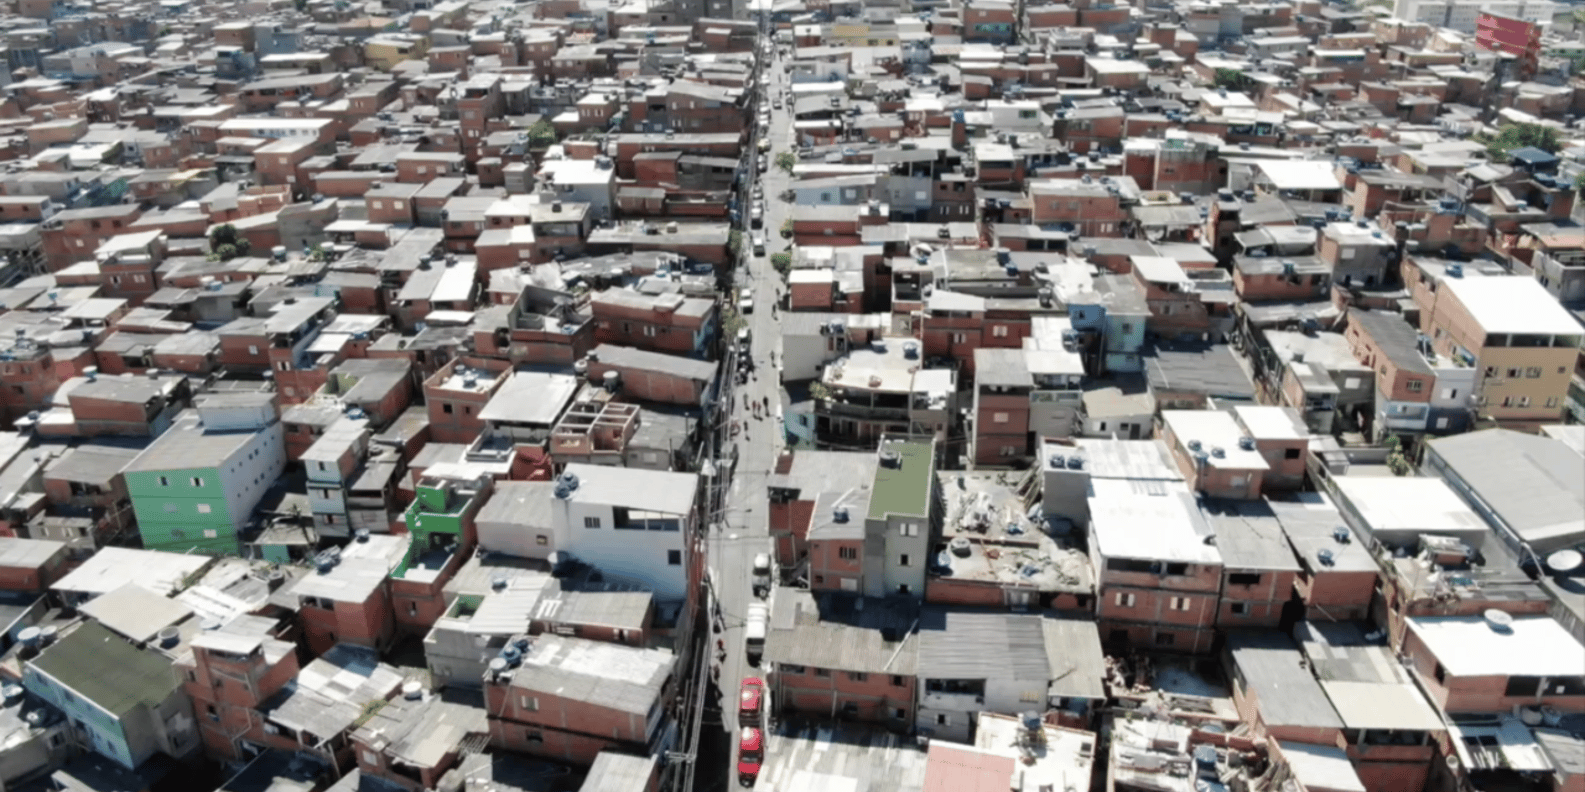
[1391,0,1557,32]
[549,464,699,602]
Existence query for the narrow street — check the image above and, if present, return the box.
[701,19,794,791]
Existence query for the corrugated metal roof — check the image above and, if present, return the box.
[764,589,918,675]
[917,609,1050,680]
[1227,631,1343,730]
[508,635,674,716]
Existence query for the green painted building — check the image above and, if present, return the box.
[124,395,286,555]
[398,469,489,581]
[23,621,200,769]
[865,438,938,599]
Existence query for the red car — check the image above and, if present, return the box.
[738,726,763,787]
[738,677,765,724]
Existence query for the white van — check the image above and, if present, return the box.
[744,602,768,665]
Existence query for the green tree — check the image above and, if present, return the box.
[779,216,793,239]
[1480,123,1562,162]
[808,381,833,402]
[525,119,557,148]
[1212,68,1246,91]
[721,305,746,338]
[728,230,743,258]
[208,224,250,261]
[1384,435,1413,476]
[774,151,796,173]
[770,251,792,274]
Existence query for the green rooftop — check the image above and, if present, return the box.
[31,621,178,717]
[867,439,935,521]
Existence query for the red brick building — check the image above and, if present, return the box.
[590,290,717,358]
[485,634,676,765]
[1475,12,1541,78]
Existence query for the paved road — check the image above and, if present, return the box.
[708,23,793,786]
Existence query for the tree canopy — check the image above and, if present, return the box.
[208,224,251,262]
[525,119,557,148]
[1481,123,1562,162]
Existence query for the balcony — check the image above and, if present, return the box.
[822,400,910,422]
[1030,389,1083,406]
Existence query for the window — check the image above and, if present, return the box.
[442,403,453,414]
[408,602,417,617]
[536,535,548,546]
[814,667,831,678]
[196,504,211,514]
[1114,592,1136,608]
[1517,396,1530,408]
[992,412,1009,423]
[191,477,204,487]
[667,550,682,565]
[936,714,949,726]
[992,325,1008,338]
[1155,633,1176,646]
[849,672,868,682]
[1546,397,1559,408]
[248,345,259,355]
[1168,596,1191,611]
[1230,602,1249,615]
[1434,663,1446,683]
[1228,572,1262,586]
[1406,379,1423,393]
[891,675,906,687]
[158,476,169,486]
[898,584,911,595]
[1525,367,1542,378]
[781,664,806,675]
[1507,367,1521,378]
[900,524,919,537]
[1504,676,1542,697]
[519,695,539,711]
[838,547,858,560]
[899,554,911,567]
[1284,448,1302,460]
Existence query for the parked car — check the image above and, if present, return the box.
[751,553,771,597]
[739,287,754,314]
[744,602,767,663]
[750,203,763,228]
[738,727,764,787]
[739,677,765,724]
[751,234,766,256]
